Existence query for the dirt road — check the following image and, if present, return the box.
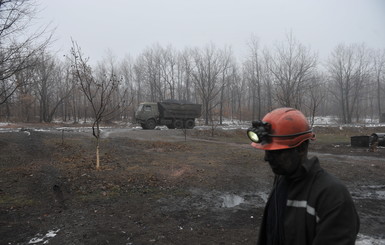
[0,125,384,244]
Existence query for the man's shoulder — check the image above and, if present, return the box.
[314,170,348,192]
[309,164,353,205]
[307,156,346,189]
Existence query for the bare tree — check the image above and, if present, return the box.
[191,44,230,125]
[373,49,385,121]
[70,41,127,170]
[59,59,78,122]
[159,45,177,100]
[0,0,51,106]
[327,43,372,123]
[119,55,136,121]
[305,72,325,126]
[230,67,245,121]
[141,46,164,101]
[218,47,234,124]
[33,52,74,122]
[245,36,264,120]
[262,49,274,113]
[34,52,54,122]
[179,49,194,102]
[267,33,317,109]
[13,57,36,121]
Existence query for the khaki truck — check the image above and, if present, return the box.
[135,100,202,130]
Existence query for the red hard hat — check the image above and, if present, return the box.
[251,108,315,150]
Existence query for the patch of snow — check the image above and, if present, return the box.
[52,118,94,124]
[0,128,21,133]
[311,116,340,125]
[376,191,385,199]
[222,126,249,130]
[28,229,60,244]
[221,194,244,208]
[221,119,248,125]
[0,122,11,127]
[361,185,385,189]
[56,127,93,132]
[356,234,385,245]
[33,129,52,132]
[257,191,269,203]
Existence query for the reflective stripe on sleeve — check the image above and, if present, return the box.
[286,200,320,223]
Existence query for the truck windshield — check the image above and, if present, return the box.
[136,104,143,112]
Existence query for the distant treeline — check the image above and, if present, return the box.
[1,1,384,125]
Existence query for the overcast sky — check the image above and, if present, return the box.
[36,0,385,63]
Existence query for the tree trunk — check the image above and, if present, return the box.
[377,76,382,121]
[219,84,224,125]
[93,121,101,170]
[96,139,100,170]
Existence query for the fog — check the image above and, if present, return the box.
[37,0,385,62]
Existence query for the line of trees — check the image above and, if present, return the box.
[1,2,385,125]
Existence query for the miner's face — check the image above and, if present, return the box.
[264,147,302,176]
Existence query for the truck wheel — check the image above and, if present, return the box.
[173,120,183,129]
[141,123,147,129]
[145,119,156,130]
[185,120,195,129]
[166,125,175,129]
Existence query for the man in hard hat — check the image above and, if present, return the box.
[247,108,359,245]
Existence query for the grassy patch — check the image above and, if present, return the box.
[76,190,120,202]
[0,195,38,207]
[314,133,350,145]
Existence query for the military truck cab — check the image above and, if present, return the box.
[135,102,159,129]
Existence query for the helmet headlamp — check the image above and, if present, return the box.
[247,120,271,144]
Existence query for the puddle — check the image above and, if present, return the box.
[361,185,385,189]
[309,152,384,162]
[352,185,385,200]
[158,189,270,212]
[353,191,385,200]
[220,192,270,208]
[221,194,244,208]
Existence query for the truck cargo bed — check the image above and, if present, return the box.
[158,101,201,119]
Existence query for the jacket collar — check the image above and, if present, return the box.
[286,156,320,182]
[303,156,320,173]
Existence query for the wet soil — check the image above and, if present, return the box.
[0,124,384,244]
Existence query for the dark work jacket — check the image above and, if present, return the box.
[257,157,360,245]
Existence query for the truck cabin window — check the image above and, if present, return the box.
[137,104,143,112]
[144,105,152,111]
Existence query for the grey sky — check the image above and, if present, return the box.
[37,0,385,63]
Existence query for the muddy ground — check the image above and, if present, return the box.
[0,124,384,245]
